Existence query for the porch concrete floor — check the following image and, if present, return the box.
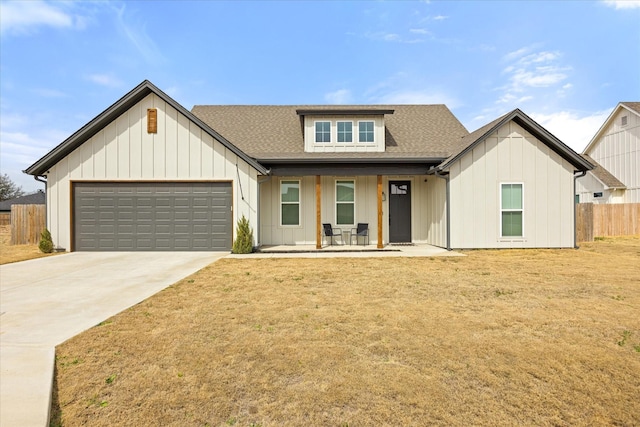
[228,243,464,258]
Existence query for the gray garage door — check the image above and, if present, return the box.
[73,182,232,251]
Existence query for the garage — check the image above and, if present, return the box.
[73,182,232,251]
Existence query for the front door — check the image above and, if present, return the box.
[389,181,411,243]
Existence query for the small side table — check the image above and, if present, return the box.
[342,230,351,245]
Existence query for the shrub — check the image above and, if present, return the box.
[232,215,254,254]
[39,228,54,253]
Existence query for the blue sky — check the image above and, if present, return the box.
[1,0,639,192]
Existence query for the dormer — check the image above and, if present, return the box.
[297,108,394,153]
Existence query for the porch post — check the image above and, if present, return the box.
[316,175,322,249]
[377,175,383,248]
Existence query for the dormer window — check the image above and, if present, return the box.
[337,121,353,142]
[315,121,331,142]
[358,121,375,143]
[298,108,394,153]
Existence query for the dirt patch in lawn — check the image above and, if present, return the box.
[52,237,640,426]
[0,225,59,265]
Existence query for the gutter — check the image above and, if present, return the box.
[431,169,451,251]
[573,170,587,249]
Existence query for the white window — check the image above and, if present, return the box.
[501,183,523,237]
[281,180,300,226]
[315,121,331,143]
[337,121,353,143]
[358,121,374,143]
[336,180,355,225]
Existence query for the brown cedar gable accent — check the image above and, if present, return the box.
[436,108,593,172]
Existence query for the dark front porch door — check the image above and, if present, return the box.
[389,181,411,243]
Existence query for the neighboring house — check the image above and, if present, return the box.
[24,80,592,251]
[0,190,46,212]
[576,102,640,204]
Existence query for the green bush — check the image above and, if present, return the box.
[39,228,54,253]
[232,215,254,254]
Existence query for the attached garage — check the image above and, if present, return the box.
[73,182,232,251]
[24,81,267,252]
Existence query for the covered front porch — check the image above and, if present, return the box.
[257,168,448,250]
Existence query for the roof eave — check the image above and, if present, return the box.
[257,157,447,165]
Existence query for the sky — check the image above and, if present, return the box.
[1,0,639,193]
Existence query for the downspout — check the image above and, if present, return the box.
[433,170,451,251]
[573,170,587,249]
[257,172,272,249]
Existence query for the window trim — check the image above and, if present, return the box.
[337,121,353,143]
[280,179,301,227]
[358,120,375,143]
[314,121,331,143]
[500,182,524,238]
[335,179,355,226]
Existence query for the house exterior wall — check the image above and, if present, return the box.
[575,173,624,204]
[45,93,259,251]
[259,174,442,246]
[448,121,575,248]
[420,176,447,248]
[586,108,640,203]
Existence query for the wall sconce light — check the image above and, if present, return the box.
[382,191,386,201]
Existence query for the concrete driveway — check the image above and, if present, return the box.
[0,251,227,427]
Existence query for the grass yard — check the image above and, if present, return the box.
[0,225,59,265]
[52,237,640,426]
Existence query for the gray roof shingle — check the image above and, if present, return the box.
[621,102,640,115]
[191,105,469,161]
[581,154,626,189]
[0,191,45,211]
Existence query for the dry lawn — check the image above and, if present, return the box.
[0,225,59,265]
[52,237,640,426]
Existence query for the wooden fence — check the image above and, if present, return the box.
[576,203,640,242]
[10,204,46,245]
[0,212,10,226]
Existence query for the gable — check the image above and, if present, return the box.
[25,80,266,177]
[437,109,592,172]
[583,102,640,155]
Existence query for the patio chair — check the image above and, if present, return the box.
[351,223,369,246]
[323,223,342,246]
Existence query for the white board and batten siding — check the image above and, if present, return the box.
[45,93,259,250]
[259,174,447,247]
[575,173,625,204]
[448,121,575,248]
[586,107,640,203]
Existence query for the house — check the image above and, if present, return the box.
[24,80,592,251]
[0,190,46,213]
[576,102,640,204]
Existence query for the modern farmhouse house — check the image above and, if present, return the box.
[25,80,593,251]
[576,102,640,204]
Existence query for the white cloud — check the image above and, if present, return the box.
[530,109,612,153]
[85,74,123,88]
[432,15,448,21]
[113,3,165,64]
[325,89,353,104]
[0,0,80,36]
[602,0,640,9]
[409,28,431,35]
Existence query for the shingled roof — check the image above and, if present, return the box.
[621,102,640,114]
[581,154,626,189]
[191,105,469,161]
